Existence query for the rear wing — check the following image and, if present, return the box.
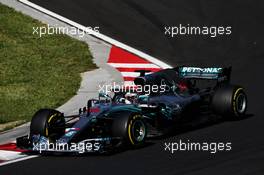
[176,66,232,82]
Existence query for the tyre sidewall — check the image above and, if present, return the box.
[112,112,147,147]
[30,109,64,138]
[212,85,247,118]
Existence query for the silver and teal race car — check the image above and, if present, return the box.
[16,66,247,154]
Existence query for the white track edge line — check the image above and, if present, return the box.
[0,155,39,167]
[121,72,151,77]
[18,0,172,69]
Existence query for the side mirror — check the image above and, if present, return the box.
[99,92,108,98]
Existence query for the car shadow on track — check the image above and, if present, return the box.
[150,113,254,141]
[25,114,253,157]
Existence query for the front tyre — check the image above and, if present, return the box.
[112,112,147,147]
[30,109,65,140]
[211,85,247,119]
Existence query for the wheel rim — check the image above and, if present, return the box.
[131,120,146,142]
[236,93,247,114]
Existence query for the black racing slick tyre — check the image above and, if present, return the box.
[112,112,147,147]
[30,109,65,140]
[211,85,247,118]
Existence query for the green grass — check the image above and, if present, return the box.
[0,3,97,123]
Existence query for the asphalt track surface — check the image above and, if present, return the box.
[1,0,264,174]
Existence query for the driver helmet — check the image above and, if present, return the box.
[124,92,137,104]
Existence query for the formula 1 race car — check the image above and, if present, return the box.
[16,66,247,154]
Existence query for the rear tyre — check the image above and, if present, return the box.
[211,85,247,119]
[30,109,65,140]
[112,112,147,147]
